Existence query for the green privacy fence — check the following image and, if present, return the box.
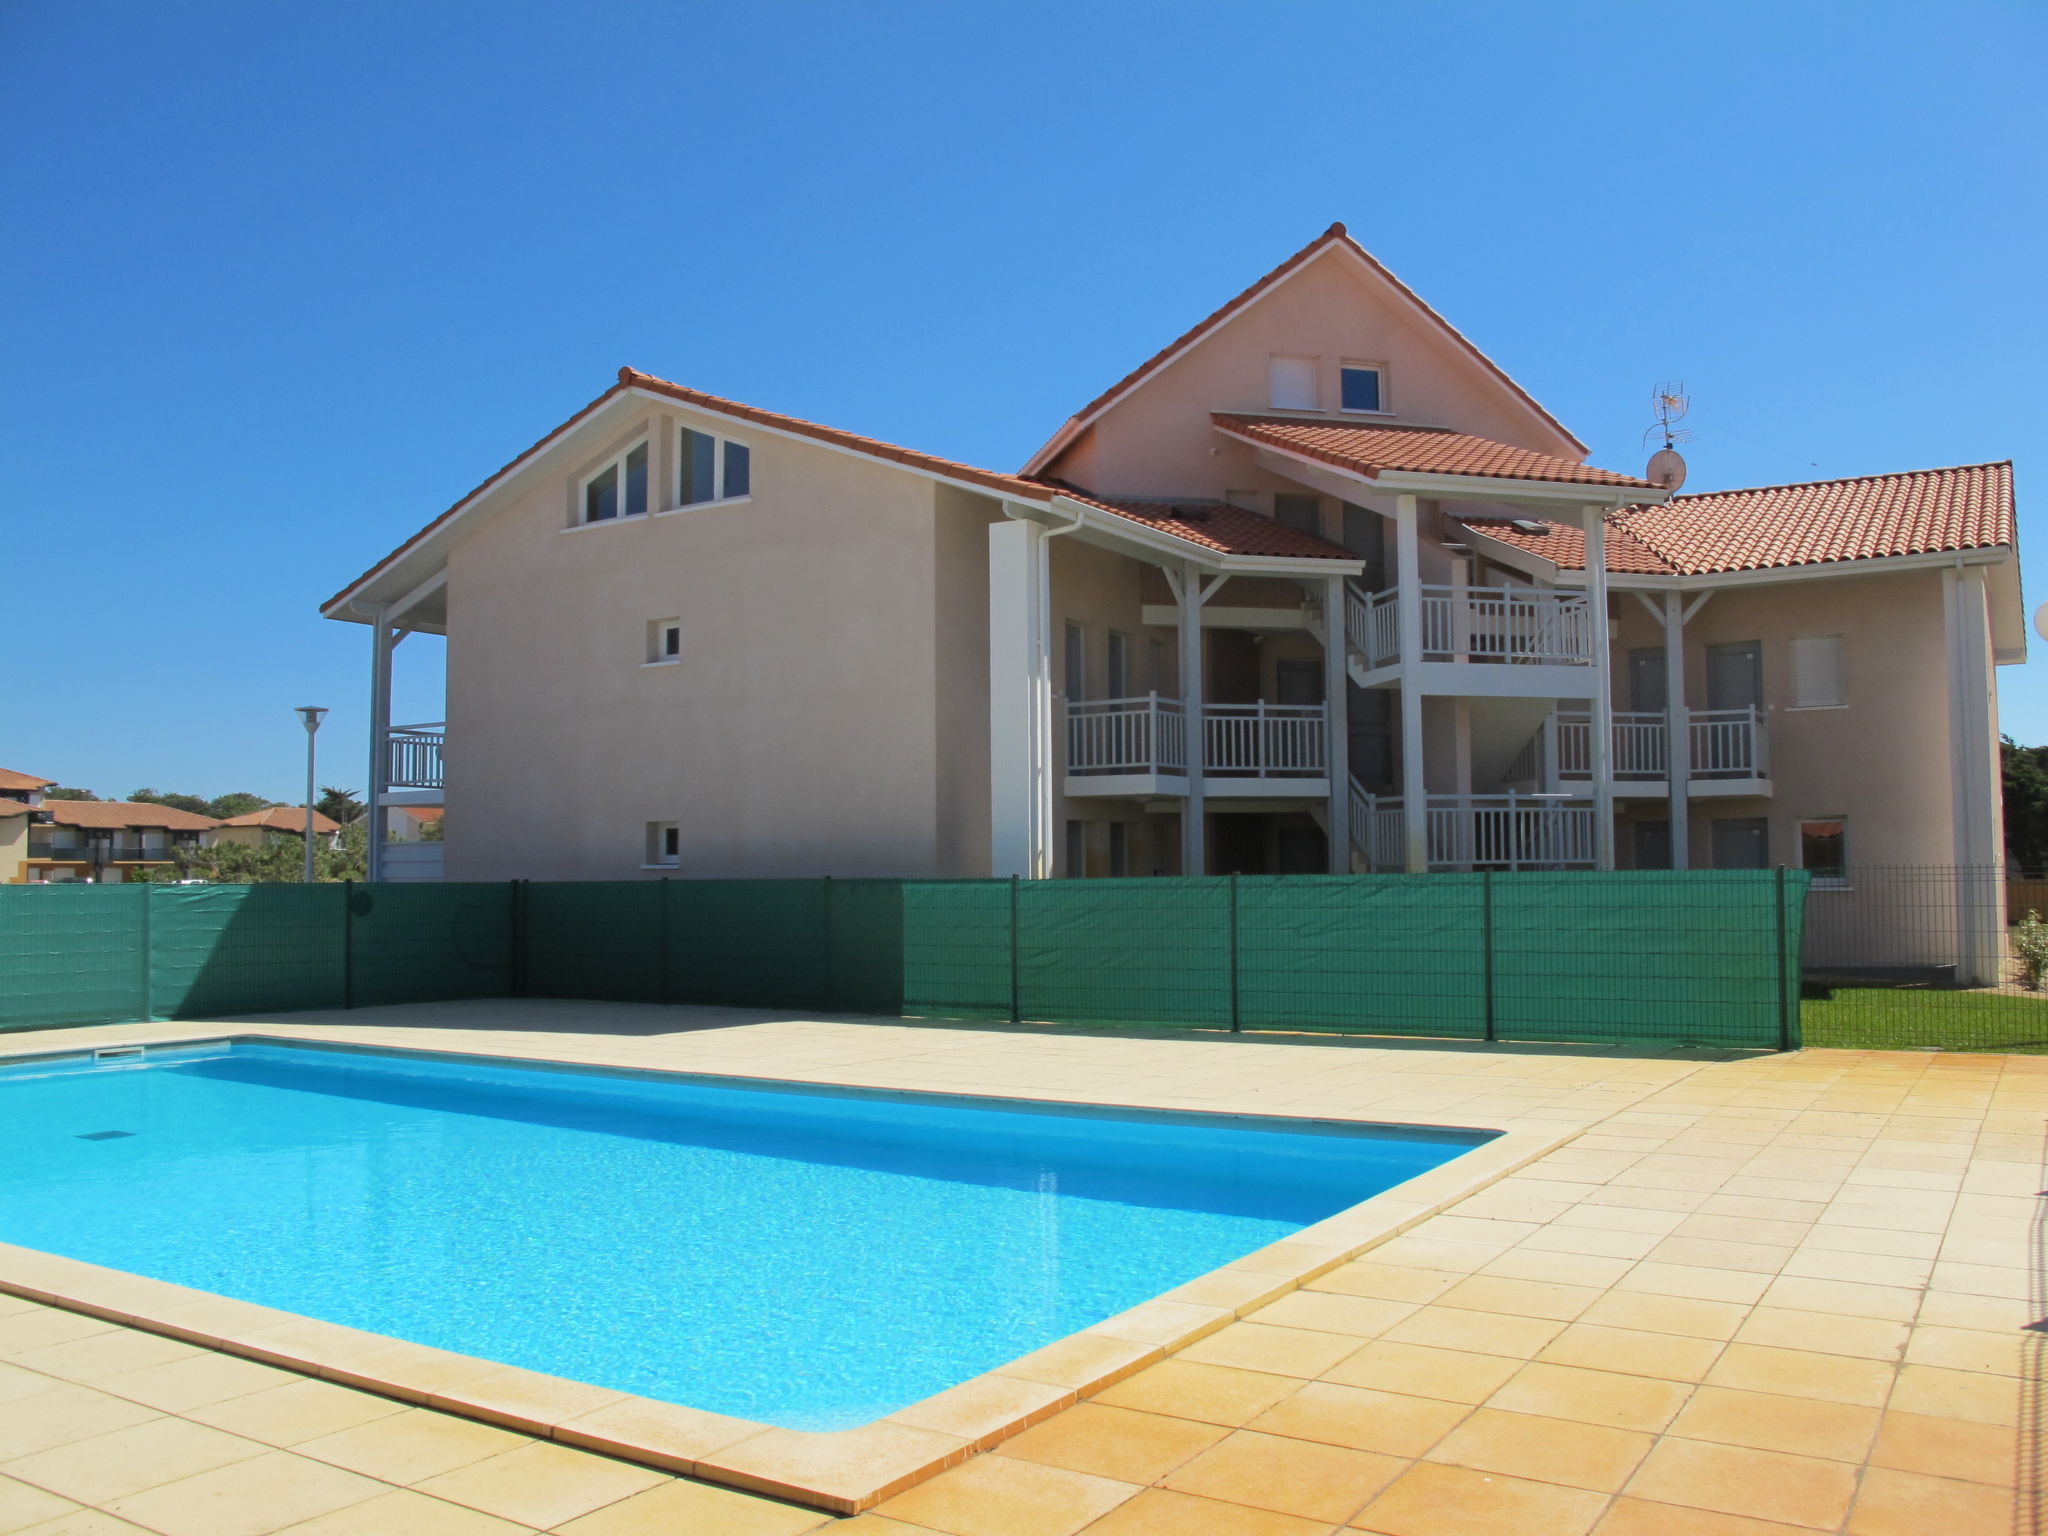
[0,870,1807,1050]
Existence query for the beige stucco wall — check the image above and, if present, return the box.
[1047,247,1582,501]
[440,404,1003,881]
[1607,566,1963,869]
[0,815,27,883]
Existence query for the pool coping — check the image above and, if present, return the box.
[0,1028,1582,1514]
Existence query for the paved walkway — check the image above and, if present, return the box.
[0,1005,2037,1535]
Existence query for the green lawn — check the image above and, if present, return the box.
[1800,987,2048,1054]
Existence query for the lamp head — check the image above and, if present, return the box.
[296,705,328,734]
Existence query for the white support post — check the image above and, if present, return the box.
[1945,565,2003,984]
[1662,590,1691,870]
[1583,507,1615,871]
[988,519,1038,878]
[1321,574,1350,871]
[365,605,394,883]
[1177,562,1209,876]
[1395,494,1426,872]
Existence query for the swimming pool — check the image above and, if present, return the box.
[0,1040,1490,1431]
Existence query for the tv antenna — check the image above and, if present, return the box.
[1643,381,1691,490]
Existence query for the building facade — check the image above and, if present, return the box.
[323,225,2021,973]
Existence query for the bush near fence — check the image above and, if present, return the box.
[0,872,1805,1053]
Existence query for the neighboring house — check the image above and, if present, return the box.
[0,769,51,884]
[321,222,2019,974]
[211,806,342,849]
[21,800,217,882]
[383,801,444,882]
[386,804,443,842]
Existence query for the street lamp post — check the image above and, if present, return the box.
[296,706,328,883]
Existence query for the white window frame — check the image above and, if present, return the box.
[1339,361,1390,415]
[1268,355,1319,411]
[643,618,682,667]
[577,439,650,526]
[661,425,753,514]
[644,821,681,869]
[1798,816,1849,887]
[1787,634,1847,710]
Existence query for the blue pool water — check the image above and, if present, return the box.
[0,1041,1486,1429]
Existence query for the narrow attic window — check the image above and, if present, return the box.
[1268,357,1317,411]
[1340,365,1385,413]
[677,428,752,507]
[582,441,650,523]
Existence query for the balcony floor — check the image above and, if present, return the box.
[1064,773,1330,800]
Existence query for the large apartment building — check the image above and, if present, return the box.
[323,225,2021,965]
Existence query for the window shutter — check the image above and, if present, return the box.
[1791,636,1844,708]
[1269,357,1317,410]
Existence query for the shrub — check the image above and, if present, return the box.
[2012,909,2048,991]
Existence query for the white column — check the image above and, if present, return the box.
[1178,561,1207,876]
[1583,507,1615,870]
[365,606,394,883]
[1946,565,2002,983]
[1322,574,1350,871]
[1394,494,1427,872]
[1663,590,1691,869]
[988,520,1037,878]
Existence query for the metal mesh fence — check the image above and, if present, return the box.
[0,871,1810,1051]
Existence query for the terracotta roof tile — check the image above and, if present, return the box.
[1217,414,1654,489]
[217,806,341,833]
[0,768,56,792]
[1028,223,1585,470]
[1027,480,1360,561]
[1459,461,2015,577]
[0,800,37,817]
[38,801,219,831]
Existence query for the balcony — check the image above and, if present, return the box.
[1065,697,1328,797]
[1511,708,1771,796]
[386,722,445,789]
[26,843,174,863]
[1350,786,1598,872]
[1346,584,1597,695]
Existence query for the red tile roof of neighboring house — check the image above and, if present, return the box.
[0,800,36,818]
[217,806,342,834]
[0,769,56,791]
[1029,224,1586,469]
[397,806,445,824]
[1459,461,2016,578]
[38,801,219,831]
[1216,415,1655,490]
[1027,480,1360,561]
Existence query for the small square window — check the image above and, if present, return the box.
[646,821,680,867]
[646,618,682,664]
[1269,356,1317,410]
[1801,819,1847,882]
[722,441,750,499]
[1340,365,1384,413]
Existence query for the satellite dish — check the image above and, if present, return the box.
[1646,447,1688,491]
[2034,602,2048,643]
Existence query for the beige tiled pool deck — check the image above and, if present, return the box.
[0,1001,2038,1535]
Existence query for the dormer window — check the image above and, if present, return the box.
[1340,365,1385,413]
[678,428,751,507]
[581,442,650,523]
[1268,357,1318,411]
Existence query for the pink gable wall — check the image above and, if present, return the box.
[1044,246,1584,499]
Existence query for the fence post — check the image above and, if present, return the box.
[822,876,836,1014]
[138,884,154,1023]
[341,880,355,1011]
[1228,873,1242,1033]
[1774,864,1791,1052]
[659,877,672,1006]
[1481,871,1496,1042]
[1008,874,1022,1026]
[510,880,529,999]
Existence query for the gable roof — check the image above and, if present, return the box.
[38,800,219,831]
[1028,480,1359,561]
[1459,461,2016,578]
[1023,223,1587,474]
[0,769,55,792]
[217,806,341,833]
[1215,415,1655,491]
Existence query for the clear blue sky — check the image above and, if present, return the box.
[3,1,2042,801]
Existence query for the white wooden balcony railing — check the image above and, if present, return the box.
[1066,697,1325,778]
[1350,788,1598,871]
[1516,707,1770,785]
[386,722,446,790]
[1347,584,1595,668]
